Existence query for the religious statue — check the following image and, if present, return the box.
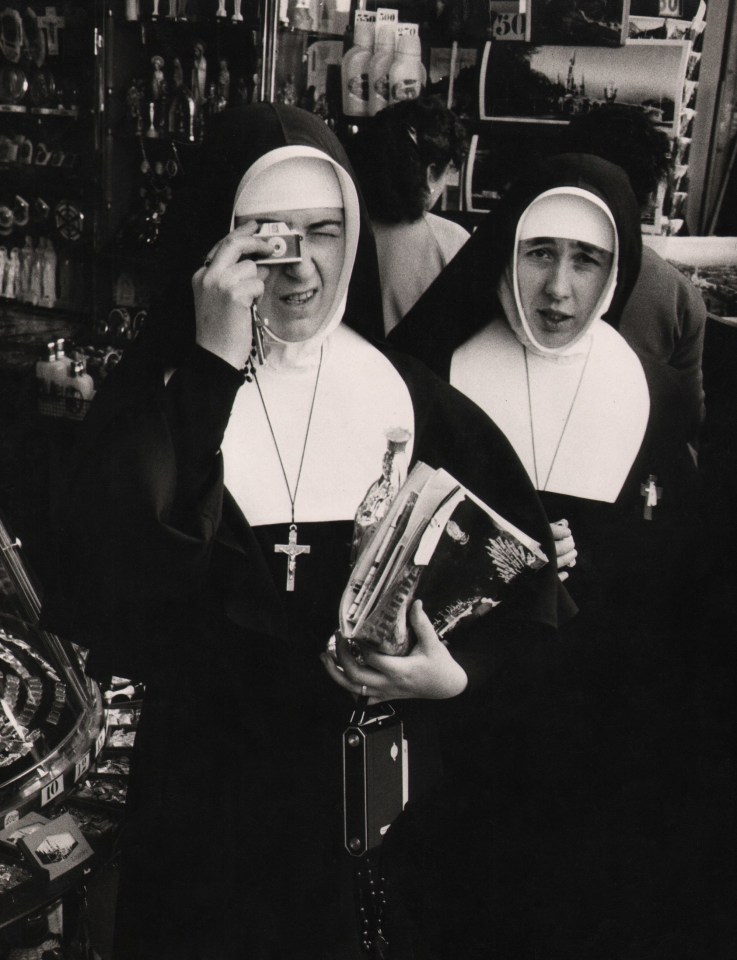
[218,58,230,105]
[191,41,207,108]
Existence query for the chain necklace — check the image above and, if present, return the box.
[523,338,593,492]
[253,346,324,591]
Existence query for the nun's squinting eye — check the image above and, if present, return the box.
[306,218,343,238]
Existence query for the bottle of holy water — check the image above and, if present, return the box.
[350,426,411,565]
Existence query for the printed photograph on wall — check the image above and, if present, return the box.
[480,39,690,135]
[461,126,565,212]
[528,0,630,46]
[428,44,479,118]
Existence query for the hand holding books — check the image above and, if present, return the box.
[323,461,549,701]
[321,599,468,704]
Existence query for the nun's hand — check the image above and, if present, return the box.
[321,601,468,703]
[192,221,273,370]
[551,519,577,582]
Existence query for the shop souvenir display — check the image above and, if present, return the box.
[0,814,49,857]
[18,813,94,882]
[0,518,104,830]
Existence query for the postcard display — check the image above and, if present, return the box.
[455,0,707,236]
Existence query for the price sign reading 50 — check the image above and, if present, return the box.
[659,0,683,15]
[491,12,527,40]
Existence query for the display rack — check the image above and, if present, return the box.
[0,2,100,322]
[460,1,708,233]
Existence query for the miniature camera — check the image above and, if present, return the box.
[253,221,303,265]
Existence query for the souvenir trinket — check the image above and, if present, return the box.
[37,6,65,57]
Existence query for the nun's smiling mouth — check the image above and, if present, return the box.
[282,288,318,307]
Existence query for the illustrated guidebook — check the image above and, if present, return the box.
[338,462,549,657]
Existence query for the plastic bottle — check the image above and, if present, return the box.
[350,426,411,563]
[341,10,376,117]
[35,341,59,398]
[49,337,72,396]
[388,23,426,104]
[66,358,95,419]
[367,8,398,117]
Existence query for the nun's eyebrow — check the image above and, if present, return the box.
[305,217,343,229]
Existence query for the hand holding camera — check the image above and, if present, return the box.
[192,220,272,370]
[193,220,305,370]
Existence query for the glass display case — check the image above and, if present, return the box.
[0,518,104,833]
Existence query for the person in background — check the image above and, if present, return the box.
[348,95,470,334]
[389,154,721,958]
[561,103,707,443]
[40,104,562,960]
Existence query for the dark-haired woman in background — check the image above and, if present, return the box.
[348,95,470,333]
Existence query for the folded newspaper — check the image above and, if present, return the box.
[338,462,549,657]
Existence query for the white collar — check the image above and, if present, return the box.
[451,319,649,502]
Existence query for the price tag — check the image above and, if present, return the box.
[40,774,64,807]
[74,753,91,782]
[659,0,682,15]
[491,12,527,39]
[95,726,106,756]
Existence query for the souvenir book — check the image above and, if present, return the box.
[338,462,548,657]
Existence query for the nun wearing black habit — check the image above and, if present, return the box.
[389,154,729,959]
[40,105,566,959]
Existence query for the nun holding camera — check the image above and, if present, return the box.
[42,105,562,959]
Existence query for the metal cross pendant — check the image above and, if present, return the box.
[640,474,663,521]
[274,523,311,592]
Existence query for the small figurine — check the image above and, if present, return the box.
[150,54,166,102]
[191,41,207,108]
[218,58,230,105]
[18,236,33,302]
[3,246,20,300]
[171,56,185,92]
[41,238,57,308]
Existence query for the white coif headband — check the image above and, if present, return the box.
[233,156,343,217]
[518,192,614,253]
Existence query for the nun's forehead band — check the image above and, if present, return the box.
[517,191,615,254]
[234,155,344,217]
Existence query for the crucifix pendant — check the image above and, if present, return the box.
[274,523,311,592]
[640,473,662,521]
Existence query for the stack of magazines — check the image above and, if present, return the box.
[338,462,549,657]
